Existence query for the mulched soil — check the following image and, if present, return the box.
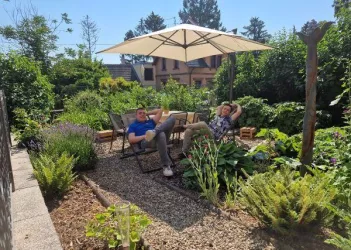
[47,135,337,250]
[47,179,107,250]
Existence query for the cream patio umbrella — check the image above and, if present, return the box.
[98,24,272,62]
[98,24,273,101]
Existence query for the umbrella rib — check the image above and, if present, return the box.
[159,34,184,47]
[193,30,227,54]
[186,33,213,46]
[149,36,180,46]
[147,30,179,56]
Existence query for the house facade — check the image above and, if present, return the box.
[104,55,224,90]
[152,55,224,90]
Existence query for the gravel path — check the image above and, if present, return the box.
[87,139,274,250]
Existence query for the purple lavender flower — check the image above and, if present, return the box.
[330,158,337,165]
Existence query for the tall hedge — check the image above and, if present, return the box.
[0,52,54,124]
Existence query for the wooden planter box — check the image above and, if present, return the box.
[240,127,256,140]
[96,130,117,142]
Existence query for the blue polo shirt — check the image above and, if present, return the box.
[127,119,156,136]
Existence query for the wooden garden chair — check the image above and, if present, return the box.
[110,112,174,173]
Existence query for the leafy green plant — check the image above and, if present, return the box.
[12,108,41,147]
[40,122,97,171]
[239,166,337,234]
[236,96,275,129]
[185,138,220,205]
[223,171,238,210]
[31,152,76,197]
[182,136,254,189]
[160,95,170,111]
[86,204,151,249]
[161,78,212,111]
[0,52,54,124]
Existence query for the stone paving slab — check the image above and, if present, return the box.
[12,185,48,222]
[12,168,38,190]
[13,214,62,250]
[11,140,63,250]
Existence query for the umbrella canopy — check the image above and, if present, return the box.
[97,24,273,62]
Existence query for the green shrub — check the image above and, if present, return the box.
[49,56,110,107]
[239,166,337,234]
[40,123,96,171]
[86,204,151,249]
[57,90,109,130]
[162,78,212,111]
[0,52,54,124]
[12,108,41,147]
[31,152,76,197]
[236,96,275,129]
[272,102,304,135]
[57,109,108,131]
[182,136,254,189]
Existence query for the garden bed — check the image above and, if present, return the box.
[46,179,106,249]
[84,137,336,250]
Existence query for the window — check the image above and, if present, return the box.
[217,55,222,68]
[144,68,154,81]
[211,55,216,68]
[194,80,202,89]
[162,58,167,71]
[174,60,179,69]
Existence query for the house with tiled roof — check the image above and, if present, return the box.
[104,55,224,90]
[152,55,224,90]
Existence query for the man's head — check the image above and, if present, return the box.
[221,104,233,117]
[136,108,147,122]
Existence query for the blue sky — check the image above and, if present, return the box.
[0,0,335,64]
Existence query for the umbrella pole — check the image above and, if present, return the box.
[228,53,236,103]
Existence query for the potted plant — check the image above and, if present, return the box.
[161,96,170,114]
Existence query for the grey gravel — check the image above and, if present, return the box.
[88,137,274,250]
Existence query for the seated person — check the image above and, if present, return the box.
[181,103,242,157]
[127,108,176,177]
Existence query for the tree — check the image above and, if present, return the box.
[123,12,166,63]
[300,19,319,35]
[333,0,350,15]
[0,52,54,122]
[178,0,224,30]
[144,11,166,33]
[0,4,72,73]
[80,15,99,60]
[241,17,271,43]
[49,49,110,108]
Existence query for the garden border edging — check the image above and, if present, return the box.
[11,143,62,250]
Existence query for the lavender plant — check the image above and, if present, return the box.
[40,122,96,171]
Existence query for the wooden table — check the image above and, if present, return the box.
[151,111,195,124]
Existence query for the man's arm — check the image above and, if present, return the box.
[149,108,163,124]
[231,103,242,121]
[216,105,223,116]
[128,132,146,144]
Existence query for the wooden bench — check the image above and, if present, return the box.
[240,127,256,140]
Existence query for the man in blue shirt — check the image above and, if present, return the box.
[127,108,176,176]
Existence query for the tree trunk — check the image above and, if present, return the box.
[297,22,333,175]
